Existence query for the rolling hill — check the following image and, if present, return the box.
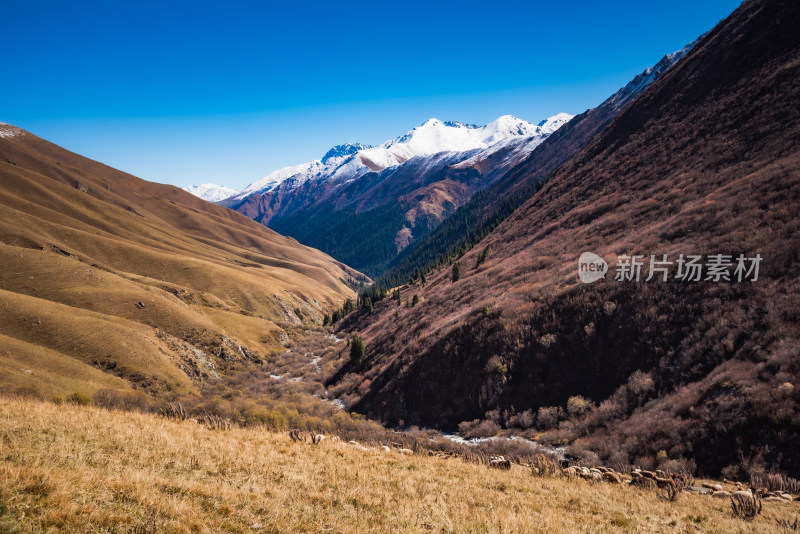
[0,124,367,399]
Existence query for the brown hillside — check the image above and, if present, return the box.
[335,0,800,477]
[0,125,367,399]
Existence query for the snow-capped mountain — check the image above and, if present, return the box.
[183,183,239,203]
[232,114,571,201]
[224,39,697,279]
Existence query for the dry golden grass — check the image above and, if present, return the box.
[0,396,795,533]
[0,128,368,399]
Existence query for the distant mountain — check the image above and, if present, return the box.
[231,114,570,202]
[0,125,366,400]
[335,0,800,477]
[183,183,238,202]
[225,114,572,276]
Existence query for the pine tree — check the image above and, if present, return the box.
[412,294,420,307]
[421,271,427,286]
[476,245,492,267]
[350,334,366,364]
[451,261,461,282]
[323,314,330,326]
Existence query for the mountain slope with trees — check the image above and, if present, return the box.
[333,0,800,477]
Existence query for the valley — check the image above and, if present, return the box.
[1,0,799,531]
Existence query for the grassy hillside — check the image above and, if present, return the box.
[1,396,796,533]
[0,126,367,400]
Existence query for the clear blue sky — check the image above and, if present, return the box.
[2,0,742,190]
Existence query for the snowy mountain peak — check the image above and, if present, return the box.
[184,183,238,203]
[235,112,573,199]
[537,113,574,134]
[322,143,370,163]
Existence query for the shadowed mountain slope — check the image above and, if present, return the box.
[335,0,800,476]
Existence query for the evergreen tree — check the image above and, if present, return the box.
[421,271,427,286]
[476,245,492,267]
[451,261,461,282]
[350,334,366,364]
[412,294,420,307]
[323,314,330,326]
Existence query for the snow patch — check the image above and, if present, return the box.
[184,183,238,202]
[0,122,23,139]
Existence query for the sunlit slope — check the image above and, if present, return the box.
[0,126,367,397]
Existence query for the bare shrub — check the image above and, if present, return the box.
[631,476,656,490]
[458,419,500,439]
[536,406,564,429]
[660,472,694,501]
[775,517,799,530]
[94,389,151,412]
[67,392,92,406]
[201,413,232,431]
[507,409,535,429]
[751,472,800,494]
[288,429,306,442]
[627,370,655,398]
[567,396,593,418]
[161,402,188,421]
[662,481,682,502]
[530,454,560,478]
[730,493,762,519]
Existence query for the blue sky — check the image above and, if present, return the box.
[2,0,742,189]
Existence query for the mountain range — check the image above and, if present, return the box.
[185,40,694,280]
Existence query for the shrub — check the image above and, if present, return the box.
[93,389,151,412]
[67,392,92,406]
[627,370,655,397]
[730,493,762,519]
[751,472,800,494]
[536,406,565,429]
[567,395,593,418]
[775,517,799,530]
[481,305,490,317]
[530,454,560,478]
[51,395,65,405]
[508,409,535,429]
[458,419,500,439]
[631,476,656,490]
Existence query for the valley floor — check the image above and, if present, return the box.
[0,397,795,533]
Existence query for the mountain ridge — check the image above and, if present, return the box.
[334,0,800,477]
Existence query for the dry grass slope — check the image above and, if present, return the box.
[1,396,796,533]
[0,127,368,399]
